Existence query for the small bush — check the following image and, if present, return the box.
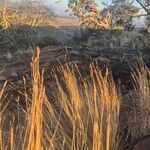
[71,28,150,51]
[35,35,59,48]
[0,25,59,54]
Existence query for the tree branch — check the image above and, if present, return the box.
[135,0,149,14]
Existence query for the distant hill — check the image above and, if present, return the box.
[52,16,80,27]
[53,16,145,29]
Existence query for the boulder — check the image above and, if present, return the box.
[0,75,7,81]
[131,135,150,150]
[0,69,6,81]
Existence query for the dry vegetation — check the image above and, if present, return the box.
[0,1,55,28]
[0,0,150,150]
[129,60,150,140]
[0,0,58,56]
[0,48,150,150]
[69,1,112,29]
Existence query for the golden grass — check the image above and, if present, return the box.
[50,63,120,150]
[0,81,7,150]
[0,48,150,149]
[25,47,45,149]
[128,60,150,141]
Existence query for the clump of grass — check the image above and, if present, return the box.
[0,48,121,149]
[71,28,150,51]
[1,48,150,149]
[35,35,59,48]
[128,59,150,141]
[0,81,7,150]
[49,63,121,149]
[24,47,45,149]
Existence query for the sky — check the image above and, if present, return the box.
[47,0,145,16]
[47,0,111,16]
[46,0,145,27]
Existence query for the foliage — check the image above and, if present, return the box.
[0,0,57,54]
[135,0,150,30]
[0,25,59,54]
[71,28,150,51]
[68,0,112,29]
[35,35,59,48]
[68,0,150,30]
[68,0,140,30]
[103,0,139,30]
[0,0,55,28]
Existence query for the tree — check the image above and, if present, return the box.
[135,0,149,14]
[68,0,112,29]
[135,0,150,30]
[68,0,139,30]
[107,0,139,30]
[14,0,55,26]
[0,0,55,28]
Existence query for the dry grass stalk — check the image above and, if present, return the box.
[0,81,7,150]
[51,63,120,149]
[1,48,121,149]
[25,47,45,150]
[129,60,150,141]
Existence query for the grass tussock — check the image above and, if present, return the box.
[50,63,120,150]
[0,48,150,149]
[0,81,7,150]
[0,48,121,150]
[128,60,150,141]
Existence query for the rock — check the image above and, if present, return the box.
[6,52,13,61]
[70,50,81,55]
[0,76,6,81]
[96,56,111,63]
[0,69,6,81]
[10,71,18,77]
[131,135,150,150]
[141,47,150,67]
